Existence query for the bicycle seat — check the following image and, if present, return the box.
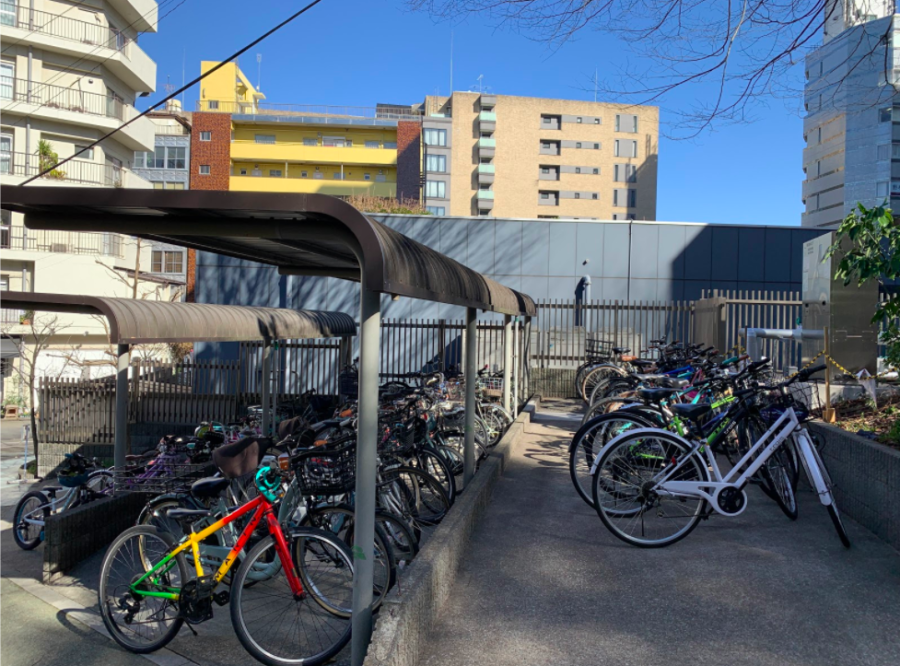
[613,347,630,354]
[190,477,230,500]
[637,388,679,403]
[44,485,62,494]
[166,507,211,522]
[659,377,690,389]
[631,359,655,367]
[670,403,712,422]
[125,451,155,461]
[213,436,273,479]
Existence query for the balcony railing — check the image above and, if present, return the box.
[1,226,124,258]
[478,138,497,148]
[197,100,423,122]
[477,164,496,174]
[2,6,143,61]
[0,309,25,326]
[1,78,127,120]
[1,151,131,187]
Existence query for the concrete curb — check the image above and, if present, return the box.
[363,406,532,666]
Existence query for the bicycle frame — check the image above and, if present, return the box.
[129,492,303,601]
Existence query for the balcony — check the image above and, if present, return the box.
[198,101,422,127]
[477,138,496,148]
[107,0,159,33]
[1,226,124,258]
[0,309,26,326]
[231,141,398,167]
[479,111,497,133]
[477,163,495,185]
[476,190,495,200]
[1,79,155,151]
[2,7,156,91]
[230,174,396,197]
[475,191,494,211]
[480,95,497,108]
[0,151,145,188]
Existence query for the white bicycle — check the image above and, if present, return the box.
[590,366,850,548]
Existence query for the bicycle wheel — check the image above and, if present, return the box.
[303,505,395,612]
[592,430,708,548]
[582,366,625,405]
[581,396,642,426]
[415,447,456,505]
[87,469,115,495]
[569,414,654,508]
[99,525,186,653]
[802,434,851,548]
[382,466,451,529]
[231,531,353,666]
[759,444,798,520]
[13,490,48,550]
[376,510,419,565]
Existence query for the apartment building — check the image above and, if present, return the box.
[802,1,900,228]
[420,93,658,220]
[0,0,186,394]
[192,61,420,197]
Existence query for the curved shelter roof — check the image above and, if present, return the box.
[0,292,356,344]
[0,187,536,317]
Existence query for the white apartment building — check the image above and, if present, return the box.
[0,0,184,405]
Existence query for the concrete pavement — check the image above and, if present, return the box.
[420,406,900,666]
[1,418,38,508]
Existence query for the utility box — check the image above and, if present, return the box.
[802,232,878,375]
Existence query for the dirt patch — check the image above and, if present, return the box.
[830,395,900,450]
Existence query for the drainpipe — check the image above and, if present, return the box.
[626,219,633,303]
[582,274,591,330]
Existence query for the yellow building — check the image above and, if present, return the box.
[193,61,420,198]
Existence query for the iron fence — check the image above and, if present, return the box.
[2,226,124,257]
[1,151,130,187]
[3,7,136,58]
[2,77,127,120]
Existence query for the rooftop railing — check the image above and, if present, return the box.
[196,100,423,121]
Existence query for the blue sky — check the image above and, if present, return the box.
[140,0,807,226]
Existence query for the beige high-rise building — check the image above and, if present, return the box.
[420,92,658,220]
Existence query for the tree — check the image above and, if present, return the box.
[827,202,899,369]
[0,314,70,456]
[413,1,897,135]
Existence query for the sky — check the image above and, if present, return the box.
[139,0,809,226]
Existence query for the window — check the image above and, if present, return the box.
[592,168,599,174]
[1,209,9,248]
[424,129,447,147]
[0,61,13,100]
[269,169,282,177]
[615,164,637,182]
[615,114,638,132]
[880,107,900,122]
[576,117,583,123]
[877,181,889,198]
[133,151,148,168]
[74,145,94,160]
[208,100,219,110]
[301,170,308,178]
[592,193,598,200]
[255,134,276,144]
[541,193,549,199]
[593,143,600,150]
[313,171,323,179]
[303,138,317,146]
[614,189,635,206]
[364,173,371,180]
[165,182,185,190]
[542,117,552,124]
[166,147,186,170]
[151,250,184,274]
[594,118,600,124]
[383,141,397,149]
[425,180,446,198]
[239,168,247,175]
[323,136,349,148]
[629,190,637,207]
[199,165,210,175]
[1,132,13,175]
[0,0,15,27]
[200,131,211,142]
[426,206,445,215]
[426,154,446,173]
[151,181,164,189]
[576,142,582,149]
[575,192,581,199]
[541,167,550,174]
[614,140,638,158]
[153,146,166,168]
[333,172,343,179]
[575,167,581,174]
[365,141,380,148]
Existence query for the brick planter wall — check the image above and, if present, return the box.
[531,368,578,399]
[43,493,147,584]
[809,423,900,551]
[396,120,421,202]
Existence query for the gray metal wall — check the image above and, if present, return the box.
[194,215,821,360]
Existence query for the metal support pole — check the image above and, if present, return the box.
[261,341,271,436]
[464,307,477,487]
[512,317,519,416]
[114,343,129,469]
[824,325,836,423]
[351,283,381,666]
[524,316,532,400]
[502,314,512,414]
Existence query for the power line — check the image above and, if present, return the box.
[19,0,326,185]
[3,0,184,124]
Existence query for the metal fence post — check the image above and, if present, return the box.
[261,341,271,437]
[464,307,477,487]
[503,314,512,414]
[114,343,129,469]
[512,317,519,416]
[351,283,381,666]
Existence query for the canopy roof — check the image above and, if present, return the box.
[0,292,356,344]
[0,187,536,317]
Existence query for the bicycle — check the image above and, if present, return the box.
[99,465,354,666]
[589,364,850,549]
[13,452,113,550]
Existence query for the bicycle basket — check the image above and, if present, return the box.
[58,471,90,488]
[339,370,359,397]
[586,338,614,359]
[291,440,356,496]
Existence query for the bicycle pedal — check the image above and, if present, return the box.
[213,591,230,606]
